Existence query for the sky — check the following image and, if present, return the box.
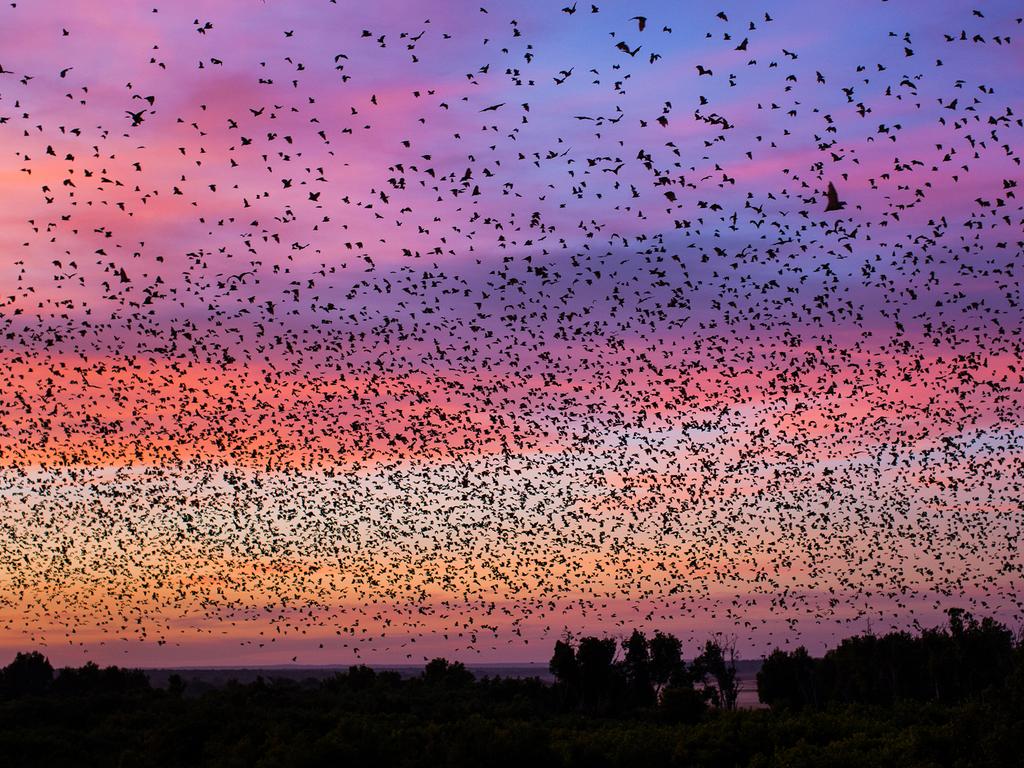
[0,0,1022,667]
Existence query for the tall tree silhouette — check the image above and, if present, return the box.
[621,630,655,707]
[576,636,621,713]
[693,636,739,710]
[649,630,686,701]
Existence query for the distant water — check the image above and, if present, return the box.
[145,659,766,708]
[733,660,765,708]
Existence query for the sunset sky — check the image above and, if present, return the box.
[0,0,1022,667]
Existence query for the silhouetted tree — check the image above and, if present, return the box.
[757,646,817,709]
[621,629,655,707]
[649,630,685,701]
[167,673,186,699]
[550,638,579,686]
[576,636,620,713]
[759,610,1019,710]
[647,630,704,720]
[549,636,580,707]
[549,634,627,714]
[53,661,151,697]
[0,651,53,698]
[693,636,738,710]
[423,657,474,687]
[948,609,1014,700]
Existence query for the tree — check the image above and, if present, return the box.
[0,651,53,698]
[621,629,655,707]
[693,636,739,710]
[576,636,620,713]
[646,630,705,720]
[167,673,187,699]
[649,631,686,700]
[549,636,580,708]
[53,661,151,697]
[423,658,474,687]
[757,646,817,709]
[550,635,623,713]
[549,637,579,689]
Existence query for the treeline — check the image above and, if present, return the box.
[0,611,1022,766]
[0,655,152,700]
[1,611,1021,716]
[0,633,740,722]
[758,609,1022,709]
[1,611,1022,715]
[548,631,740,718]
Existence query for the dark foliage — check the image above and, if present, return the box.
[0,652,53,698]
[757,609,1018,710]
[0,614,1021,767]
[547,630,726,718]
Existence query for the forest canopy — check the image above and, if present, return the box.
[1,611,1022,767]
